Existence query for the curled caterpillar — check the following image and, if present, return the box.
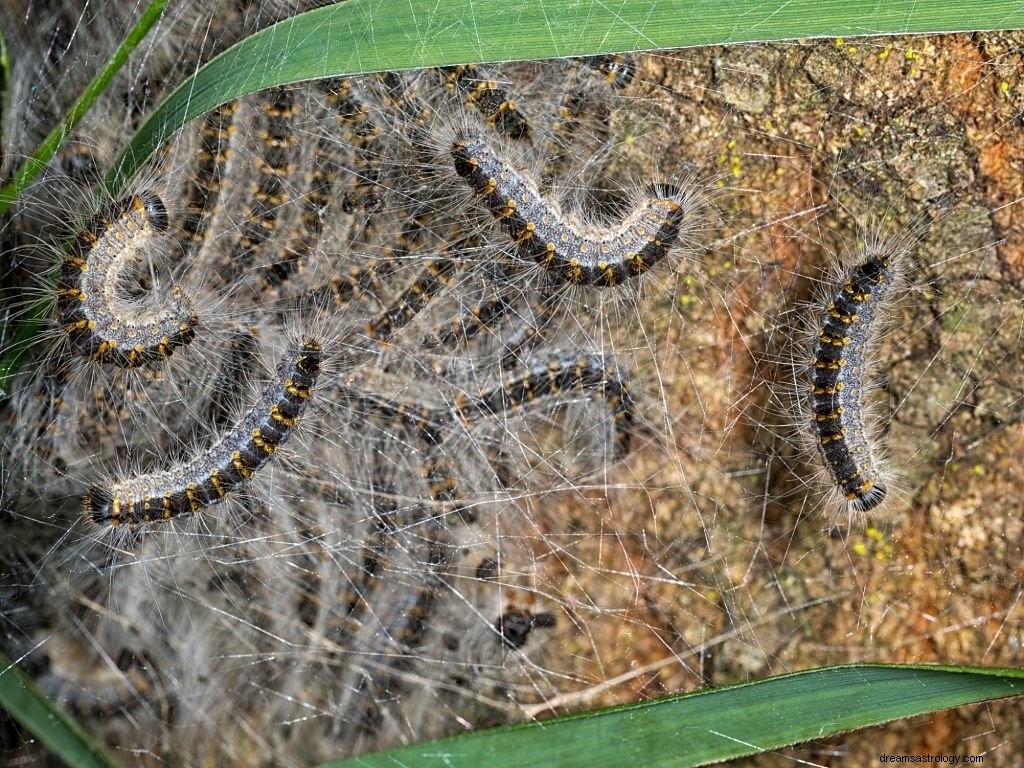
[56,191,198,367]
[450,128,693,286]
[85,339,322,527]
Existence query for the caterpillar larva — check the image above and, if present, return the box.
[457,353,635,458]
[178,102,237,258]
[809,245,901,512]
[442,65,533,140]
[216,87,301,286]
[85,339,322,527]
[56,191,198,367]
[450,127,694,286]
[365,255,461,343]
[338,352,635,458]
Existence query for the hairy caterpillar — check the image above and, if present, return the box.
[56,191,198,367]
[85,339,322,527]
[809,246,899,512]
[337,352,634,457]
[796,214,940,522]
[450,128,695,286]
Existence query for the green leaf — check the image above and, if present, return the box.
[0,650,121,768]
[318,664,1024,768]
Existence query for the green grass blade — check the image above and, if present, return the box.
[0,0,168,216]
[0,650,121,768]
[107,0,1024,194]
[319,664,1024,768]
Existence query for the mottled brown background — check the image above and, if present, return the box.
[531,32,1024,765]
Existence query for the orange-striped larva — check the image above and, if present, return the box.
[456,353,635,458]
[337,352,634,458]
[219,87,301,285]
[450,127,694,286]
[364,255,460,343]
[441,65,533,140]
[423,291,516,350]
[810,245,900,513]
[420,285,557,373]
[543,53,638,176]
[84,339,322,527]
[56,191,198,367]
[178,101,237,258]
